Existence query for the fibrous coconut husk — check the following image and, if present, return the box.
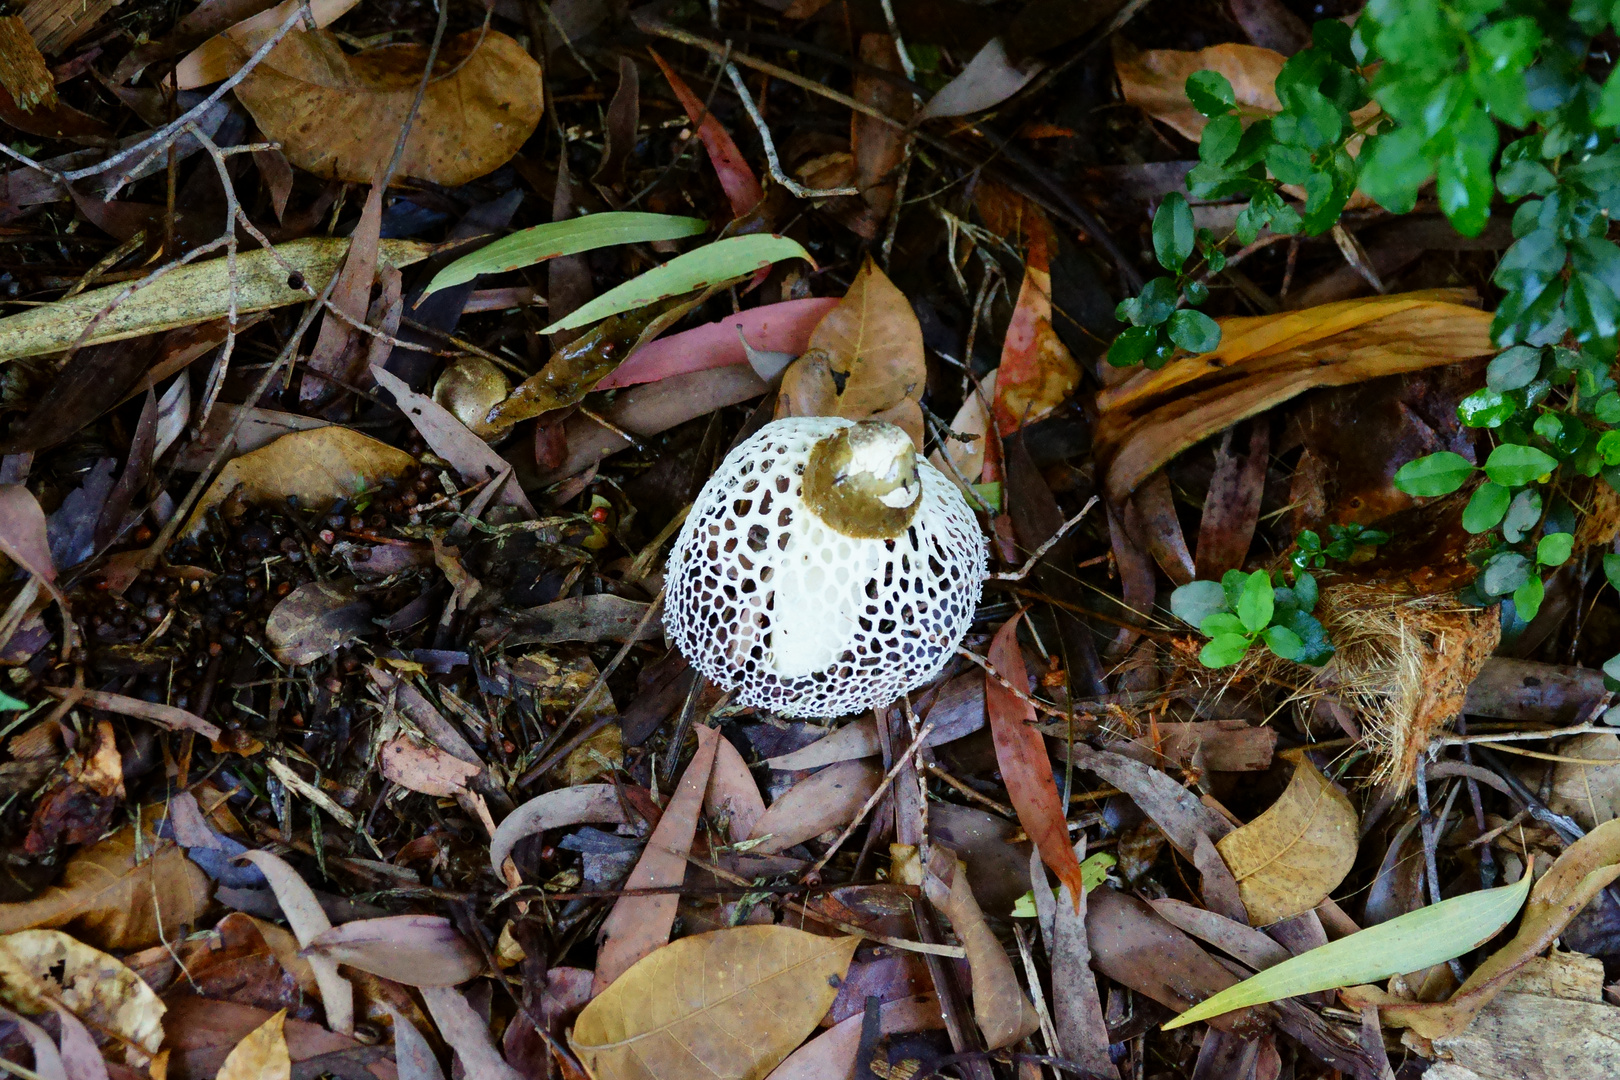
[1266,582,1499,791]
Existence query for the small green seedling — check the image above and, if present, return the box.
[1171,568,1333,669]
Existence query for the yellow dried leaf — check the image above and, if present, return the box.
[0,929,166,1055]
[1093,290,1495,503]
[0,238,430,364]
[0,821,211,950]
[218,1008,291,1080]
[564,722,623,785]
[777,257,926,447]
[233,28,544,186]
[173,0,362,89]
[1215,754,1357,926]
[182,426,417,537]
[569,926,859,1080]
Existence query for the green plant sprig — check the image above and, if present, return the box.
[1170,569,1333,669]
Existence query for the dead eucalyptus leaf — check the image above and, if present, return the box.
[1215,755,1357,926]
[776,257,927,447]
[923,845,1040,1050]
[0,821,211,950]
[182,426,416,537]
[232,28,544,185]
[380,735,481,797]
[0,238,429,364]
[570,925,859,1080]
[1114,40,1286,143]
[0,930,166,1056]
[1092,290,1495,503]
[217,1008,291,1080]
[1548,733,1620,831]
[265,580,373,665]
[304,915,483,987]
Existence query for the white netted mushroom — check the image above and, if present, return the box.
[664,415,987,718]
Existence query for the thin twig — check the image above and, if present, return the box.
[724,62,858,198]
[990,497,1098,581]
[806,713,939,878]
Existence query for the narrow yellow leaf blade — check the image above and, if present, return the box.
[1162,870,1532,1031]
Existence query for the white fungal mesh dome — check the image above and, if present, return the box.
[665,416,987,718]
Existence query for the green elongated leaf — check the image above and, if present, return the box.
[1161,871,1532,1031]
[1393,452,1474,497]
[542,235,814,333]
[422,212,708,297]
[1153,194,1195,272]
[1604,552,1620,591]
[1236,571,1274,635]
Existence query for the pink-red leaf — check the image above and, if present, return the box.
[595,298,837,389]
[985,613,1085,906]
[649,48,762,218]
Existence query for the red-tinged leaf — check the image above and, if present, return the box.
[705,731,766,843]
[595,297,838,389]
[649,48,763,218]
[591,724,722,994]
[992,217,1080,436]
[985,613,1085,906]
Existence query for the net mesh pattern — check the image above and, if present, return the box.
[665,417,987,718]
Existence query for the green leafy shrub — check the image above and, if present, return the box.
[1120,1,1620,672]
[1170,569,1333,668]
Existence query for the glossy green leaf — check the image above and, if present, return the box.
[1483,443,1559,486]
[1153,193,1196,272]
[1462,481,1511,534]
[422,212,708,297]
[1262,624,1304,660]
[1537,531,1575,566]
[1161,872,1531,1031]
[541,235,814,333]
[1167,309,1221,353]
[1201,612,1248,637]
[1604,552,1620,592]
[1481,551,1532,597]
[1186,70,1238,116]
[1486,345,1542,391]
[1393,451,1474,496]
[1200,634,1253,668]
[1236,570,1274,635]
[1108,325,1159,367]
[1514,574,1545,623]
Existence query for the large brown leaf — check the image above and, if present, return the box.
[232,27,543,185]
[181,425,416,537]
[1214,754,1357,926]
[570,926,859,1080]
[1093,290,1495,504]
[777,258,927,446]
[0,821,211,950]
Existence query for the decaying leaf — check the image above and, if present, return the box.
[422,985,523,1080]
[0,929,166,1057]
[488,783,627,880]
[0,237,430,363]
[705,733,767,843]
[765,994,943,1080]
[172,0,362,88]
[570,926,860,1080]
[1093,290,1496,504]
[992,213,1080,436]
[232,28,544,185]
[304,915,482,987]
[0,820,211,950]
[1214,754,1358,926]
[236,850,354,1036]
[593,724,720,993]
[775,257,928,446]
[1548,733,1620,830]
[216,1008,291,1080]
[265,580,372,665]
[745,759,881,855]
[923,845,1041,1049]
[380,734,482,797]
[649,49,763,219]
[182,426,416,537]
[1114,40,1287,143]
[986,615,1088,904]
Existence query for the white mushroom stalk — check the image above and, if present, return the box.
[665,416,987,717]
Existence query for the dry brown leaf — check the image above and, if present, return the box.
[992,209,1079,436]
[232,27,543,185]
[182,425,416,537]
[236,850,353,1036]
[593,724,721,994]
[1092,291,1495,504]
[304,915,483,987]
[1344,817,1620,1040]
[1214,754,1357,926]
[380,734,482,797]
[570,925,860,1080]
[563,722,624,785]
[173,0,362,89]
[745,760,882,856]
[922,844,1040,1049]
[1548,733,1620,831]
[217,1008,290,1080]
[705,732,767,843]
[776,257,927,447]
[488,783,627,880]
[0,930,166,1058]
[0,821,210,949]
[1114,40,1286,143]
[765,993,943,1080]
[265,579,373,665]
